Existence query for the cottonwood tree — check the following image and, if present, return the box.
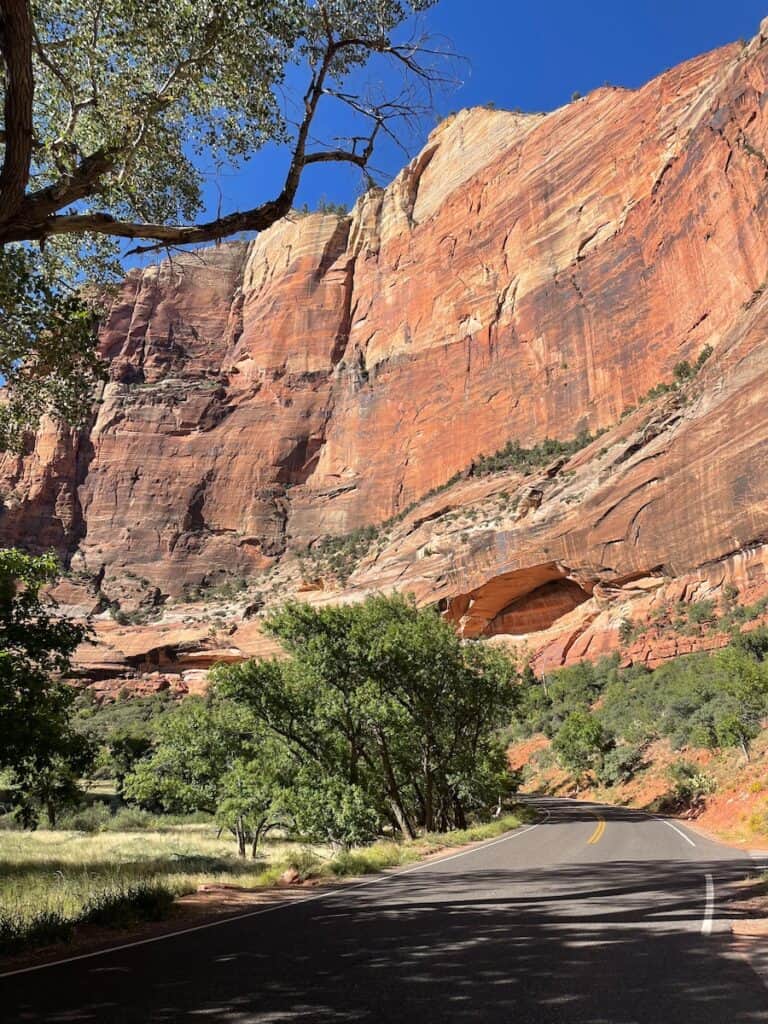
[214,594,517,838]
[552,710,613,789]
[124,696,289,857]
[0,0,448,443]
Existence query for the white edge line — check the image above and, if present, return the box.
[660,818,697,848]
[0,814,546,980]
[701,872,715,935]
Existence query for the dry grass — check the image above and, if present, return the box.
[0,810,533,956]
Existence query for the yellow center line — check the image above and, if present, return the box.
[587,815,606,844]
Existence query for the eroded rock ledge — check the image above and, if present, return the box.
[3,20,768,689]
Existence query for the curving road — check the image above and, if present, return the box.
[2,797,767,1022]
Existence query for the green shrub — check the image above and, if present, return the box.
[284,846,323,881]
[330,842,408,876]
[666,760,716,807]
[695,344,713,370]
[0,909,73,956]
[473,429,601,478]
[552,710,614,780]
[0,881,175,955]
[687,600,716,624]
[673,360,694,383]
[618,618,635,644]
[104,806,156,831]
[597,744,644,787]
[57,802,112,833]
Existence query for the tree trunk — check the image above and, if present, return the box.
[251,824,264,860]
[422,755,435,833]
[0,0,34,224]
[374,727,416,839]
[452,796,467,832]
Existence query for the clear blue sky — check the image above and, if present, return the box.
[193,2,767,231]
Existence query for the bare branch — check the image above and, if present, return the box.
[0,20,455,251]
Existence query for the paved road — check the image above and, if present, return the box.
[3,797,767,1022]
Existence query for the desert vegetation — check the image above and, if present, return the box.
[299,351,714,587]
[618,588,768,649]
[513,629,768,803]
[300,429,604,583]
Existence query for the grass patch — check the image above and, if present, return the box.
[329,810,535,877]
[0,809,534,956]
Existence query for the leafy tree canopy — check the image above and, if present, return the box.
[124,696,290,857]
[0,548,93,825]
[214,594,518,839]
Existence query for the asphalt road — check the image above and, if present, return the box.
[2,797,767,1023]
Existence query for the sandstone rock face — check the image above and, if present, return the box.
[3,23,768,683]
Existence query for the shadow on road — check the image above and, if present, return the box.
[4,856,766,1023]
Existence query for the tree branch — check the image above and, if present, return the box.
[0,22,452,252]
[0,0,34,225]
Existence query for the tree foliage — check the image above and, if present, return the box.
[0,244,106,448]
[123,696,288,857]
[0,548,93,825]
[214,594,518,840]
[514,631,768,787]
[0,0,445,249]
[551,710,612,784]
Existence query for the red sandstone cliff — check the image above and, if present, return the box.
[3,20,768,689]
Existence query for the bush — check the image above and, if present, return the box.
[687,600,716,624]
[667,760,716,808]
[552,711,614,781]
[596,744,644,787]
[473,430,601,478]
[104,806,156,831]
[330,841,409,876]
[284,846,323,881]
[747,801,768,835]
[57,802,112,833]
[618,618,635,644]
[0,909,73,956]
[0,881,176,955]
[82,881,175,927]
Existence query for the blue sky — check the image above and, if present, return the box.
[193,2,767,232]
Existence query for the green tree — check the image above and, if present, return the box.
[124,696,288,857]
[215,594,517,837]
[0,549,93,826]
[106,732,153,797]
[0,245,107,448]
[289,772,380,851]
[710,645,768,760]
[215,757,288,859]
[552,710,613,786]
[0,0,446,444]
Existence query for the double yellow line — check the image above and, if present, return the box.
[587,814,606,844]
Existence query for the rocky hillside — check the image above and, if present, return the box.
[3,20,768,694]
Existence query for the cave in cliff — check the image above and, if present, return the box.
[445,564,593,639]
